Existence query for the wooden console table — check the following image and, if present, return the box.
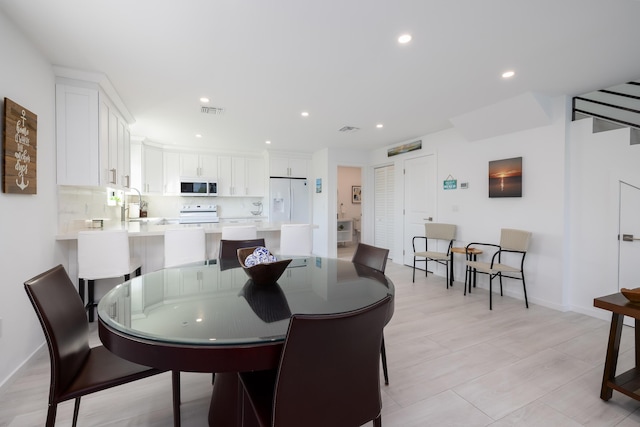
[594,293,640,401]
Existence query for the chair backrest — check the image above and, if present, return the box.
[272,295,392,427]
[164,227,206,268]
[500,228,532,252]
[280,224,313,256]
[24,264,90,401]
[221,225,257,240]
[425,223,456,241]
[219,238,266,269]
[352,243,389,273]
[77,230,131,279]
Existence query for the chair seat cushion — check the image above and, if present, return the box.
[466,261,520,274]
[60,345,163,401]
[414,251,450,261]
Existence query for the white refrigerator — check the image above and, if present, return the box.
[269,178,309,223]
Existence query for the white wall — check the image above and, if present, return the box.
[0,10,61,388]
[568,119,640,319]
[367,96,569,310]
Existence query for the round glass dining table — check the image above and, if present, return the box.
[97,256,394,426]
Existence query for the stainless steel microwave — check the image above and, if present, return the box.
[180,179,217,196]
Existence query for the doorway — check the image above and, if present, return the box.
[337,166,362,259]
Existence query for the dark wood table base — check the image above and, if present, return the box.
[594,293,640,401]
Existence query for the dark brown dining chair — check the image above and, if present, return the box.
[352,243,391,385]
[239,295,392,427]
[24,264,180,427]
[218,238,266,270]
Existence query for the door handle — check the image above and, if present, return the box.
[423,217,433,222]
[621,234,640,241]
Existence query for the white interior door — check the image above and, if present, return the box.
[619,181,640,289]
[403,155,436,266]
[374,165,394,255]
[618,181,640,326]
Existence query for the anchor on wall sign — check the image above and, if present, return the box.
[3,98,37,195]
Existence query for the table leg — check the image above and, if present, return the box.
[636,318,640,368]
[472,254,478,289]
[450,253,454,285]
[209,372,259,427]
[601,312,624,400]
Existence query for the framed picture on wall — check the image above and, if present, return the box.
[488,157,522,198]
[352,186,361,203]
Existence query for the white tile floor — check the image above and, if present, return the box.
[3,253,640,426]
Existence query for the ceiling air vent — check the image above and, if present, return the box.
[338,125,360,133]
[201,106,226,115]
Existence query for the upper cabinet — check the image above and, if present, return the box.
[180,152,218,179]
[218,155,265,197]
[142,145,163,194]
[269,156,308,178]
[163,151,181,195]
[56,79,132,188]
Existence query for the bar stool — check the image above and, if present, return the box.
[221,225,257,240]
[280,223,313,256]
[164,227,206,268]
[77,230,142,322]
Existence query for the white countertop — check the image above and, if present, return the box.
[55,220,287,240]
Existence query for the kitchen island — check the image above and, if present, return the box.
[55,220,297,287]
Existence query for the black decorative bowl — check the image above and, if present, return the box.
[237,247,292,285]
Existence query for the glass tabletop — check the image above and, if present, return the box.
[98,257,394,346]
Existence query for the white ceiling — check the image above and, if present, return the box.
[2,0,640,153]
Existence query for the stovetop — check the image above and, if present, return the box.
[179,204,219,223]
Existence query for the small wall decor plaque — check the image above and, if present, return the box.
[443,174,457,190]
[488,157,522,198]
[3,98,37,194]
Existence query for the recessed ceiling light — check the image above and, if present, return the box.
[376,124,384,128]
[195,134,202,138]
[398,34,412,44]
[265,140,271,145]
[301,111,309,117]
[200,97,210,103]
[502,70,515,79]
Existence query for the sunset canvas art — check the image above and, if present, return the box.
[488,157,522,198]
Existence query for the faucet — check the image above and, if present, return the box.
[121,188,142,222]
[130,187,142,207]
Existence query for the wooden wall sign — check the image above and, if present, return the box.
[3,98,37,194]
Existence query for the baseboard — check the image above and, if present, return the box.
[0,342,46,395]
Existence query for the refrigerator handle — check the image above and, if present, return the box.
[289,184,293,221]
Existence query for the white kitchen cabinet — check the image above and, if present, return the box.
[269,156,308,178]
[56,82,131,188]
[56,84,100,186]
[163,151,181,195]
[218,156,265,196]
[102,95,131,188]
[142,145,163,194]
[180,152,218,179]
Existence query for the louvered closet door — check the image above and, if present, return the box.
[374,165,394,258]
